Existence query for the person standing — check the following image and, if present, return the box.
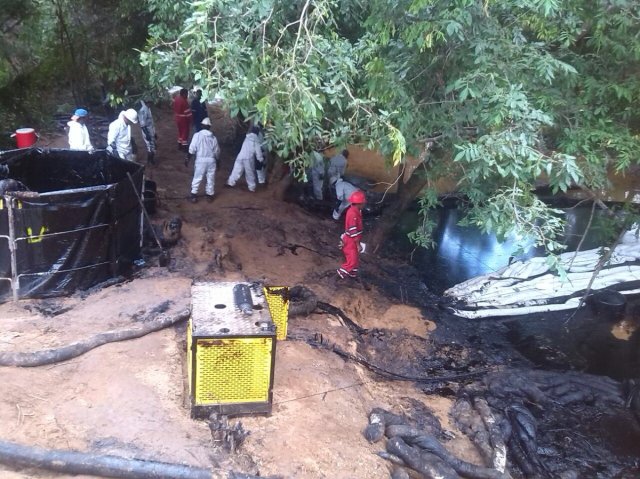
[332,177,359,220]
[310,150,326,200]
[107,109,138,161]
[138,100,157,165]
[327,149,349,183]
[187,118,220,203]
[226,126,264,192]
[191,89,208,132]
[67,108,94,151]
[337,190,366,279]
[173,88,192,152]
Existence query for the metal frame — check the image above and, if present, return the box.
[0,185,140,302]
[188,282,277,418]
[189,333,276,418]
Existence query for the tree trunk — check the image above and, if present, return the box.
[53,0,82,104]
[369,162,429,254]
[270,157,291,201]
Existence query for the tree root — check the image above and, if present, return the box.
[315,301,367,334]
[386,436,459,479]
[287,285,318,317]
[0,305,190,367]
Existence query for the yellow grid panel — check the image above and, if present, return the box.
[264,286,289,340]
[194,337,273,405]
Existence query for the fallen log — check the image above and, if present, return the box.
[0,307,190,367]
[0,439,213,479]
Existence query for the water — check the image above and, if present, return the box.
[392,200,640,377]
[395,203,613,293]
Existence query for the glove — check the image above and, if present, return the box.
[359,242,367,254]
[184,155,192,167]
[338,233,345,249]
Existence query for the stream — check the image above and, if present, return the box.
[393,200,639,373]
[394,202,613,294]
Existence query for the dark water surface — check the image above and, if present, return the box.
[395,203,613,294]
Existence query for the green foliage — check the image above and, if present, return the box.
[142,0,404,175]
[407,185,440,249]
[0,0,150,137]
[143,0,640,265]
[460,186,566,254]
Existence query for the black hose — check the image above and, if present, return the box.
[302,335,490,383]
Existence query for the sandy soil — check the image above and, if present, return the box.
[0,105,478,478]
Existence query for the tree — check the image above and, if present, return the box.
[0,0,150,134]
[143,0,640,260]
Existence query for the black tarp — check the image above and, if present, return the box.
[0,148,143,301]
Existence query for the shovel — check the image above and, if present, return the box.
[126,172,169,268]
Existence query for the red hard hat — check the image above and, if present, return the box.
[349,190,366,204]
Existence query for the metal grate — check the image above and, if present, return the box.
[264,286,289,340]
[194,337,273,404]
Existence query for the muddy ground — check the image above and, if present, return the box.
[0,104,639,478]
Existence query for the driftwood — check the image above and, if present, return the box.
[0,306,190,367]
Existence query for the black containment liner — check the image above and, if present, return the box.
[0,148,143,302]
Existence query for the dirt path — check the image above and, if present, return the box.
[0,105,478,478]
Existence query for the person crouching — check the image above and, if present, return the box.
[337,190,367,279]
[187,118,220,203]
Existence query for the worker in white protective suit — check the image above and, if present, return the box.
[187,118,220,203]
[309,150,327,200]
[226,126,264,192]
[332,177,360,220]
[327,149,349,183]
[67,108,94,151]
[138,100,157,165]
[107,109,138,161]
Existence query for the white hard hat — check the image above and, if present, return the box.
[123,109,138,124]
[201,118,211,126]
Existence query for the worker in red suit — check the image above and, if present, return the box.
[337,190,366,279]
[173,88,192,154]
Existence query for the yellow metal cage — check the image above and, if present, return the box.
[263,286,289,340]
[188,282,277,417]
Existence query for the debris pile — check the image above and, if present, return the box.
[371,369,640,478]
